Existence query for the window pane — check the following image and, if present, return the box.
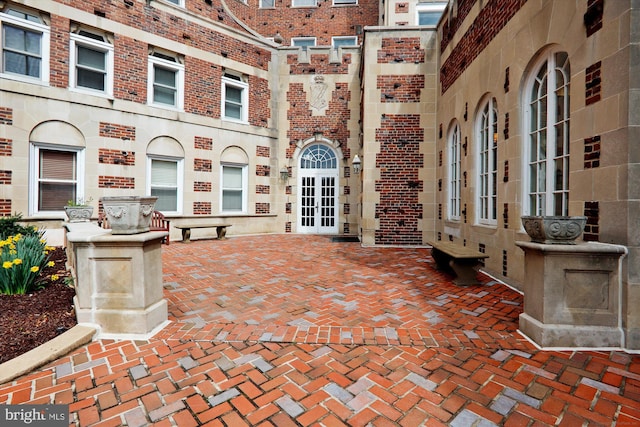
[418,12,441,25]
[293,0,316,6]
[77,68,105,90]
[151,160,177,186]
[333,37,357,47]
[151,188,177,211]
[77,45,105,69]
[39,182,75,211]
[223,167,242,188]
[261,0,275,7]
[222,190,242,210]
[154,66,176,87]
[41,150,76,179]
[225,86,242,103]
[154,86,176,105]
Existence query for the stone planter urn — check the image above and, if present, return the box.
[101,196,158,234]
[64,205,94,222]
[521,215,587,245]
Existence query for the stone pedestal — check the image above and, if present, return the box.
[66,223,169,339]
[516,241,627,348]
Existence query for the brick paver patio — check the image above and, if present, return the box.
[1,234,638,426]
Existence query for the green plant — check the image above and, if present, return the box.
[0,214,38,241]
[66,196,93,207]
[0,231,52,295]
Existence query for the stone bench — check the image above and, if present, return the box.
[428,240,489,286]
[174,224,232,243]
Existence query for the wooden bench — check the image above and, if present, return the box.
[174,224,232,243]
[428,241,489,286]
[98,210,170,245]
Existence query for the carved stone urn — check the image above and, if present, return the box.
[101,196,158,234]
[521,215,587,245]
[64,206,94,223]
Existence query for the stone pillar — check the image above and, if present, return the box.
[516,241,627,348]
[66,223,168,338]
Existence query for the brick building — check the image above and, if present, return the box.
[0,0,638,349]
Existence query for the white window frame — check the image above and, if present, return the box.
[146,156,183,215]
[292,0,317,7]
[221,73,249,123]
[331,36,358,48]
[260,0,275,8]
[29,144,85,217]
[476,97,498,226]
[69,31,113,97]
[333,0,357,5]
[292,37,316,50]
[147,53,184,110]
[0,8,50,84]
[523,50,571,217]
[416,2,447,26]
[448,123,461,221]
[162,0,185,6]
[220,163,248,213]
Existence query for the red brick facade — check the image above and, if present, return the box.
[99,149,136,166]
[194,137,213,150]
[377,38,425,64]
[0,139,11,156]
[194,159,213,173]
[193,202,212,215]
[440,0,527,93]
[0,108,12,125]
[377,75,425,103]
[99,123,136,141]
[98,176,135,189]
[374,114,424,245]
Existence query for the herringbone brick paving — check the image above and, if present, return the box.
[1,235,638,426]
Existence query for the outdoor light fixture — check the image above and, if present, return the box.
[280,166,289,182]
[352,155,361,175]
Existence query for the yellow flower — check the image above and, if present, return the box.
[13,258,22,265]
[30,266,39,273]
[2,261,12,269]
[47,261,55,267]
[51,274,59,281]
[9,249,16,255]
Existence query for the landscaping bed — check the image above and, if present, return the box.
[0,247,76,364]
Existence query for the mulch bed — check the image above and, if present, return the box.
[0,247,77,364]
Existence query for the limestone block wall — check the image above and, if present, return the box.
[435,0,639,348]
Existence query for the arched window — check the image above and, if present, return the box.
[300,144,337,169]
[147,136,184,214]
[525,50,570,216]
[477,97,498,224]
[448,123,461,220]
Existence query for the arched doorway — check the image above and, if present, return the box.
[297,143,339,234]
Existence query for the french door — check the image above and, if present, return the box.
[299,172,338,234]
[297,144,339,234]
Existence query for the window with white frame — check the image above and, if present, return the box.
[291,37,316,50]
[222,72,248,122]
[448,123,461,220]
[416,2,447,26]
[70,29,113,96]
[332,36,358,48]
[163,0,184,6]
[1,6,50,83]
[148,50,184,109]
[525,50,570,216]
[333,0,357,5]
[221,164,247,213]
[477,97,498,224]
[260,0,275,8]
[292,0,317,7]
[30,145,84,215]
[148,157,182,213]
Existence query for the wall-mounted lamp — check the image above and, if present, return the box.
[352,155,362,175]
[280,166,289,182]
